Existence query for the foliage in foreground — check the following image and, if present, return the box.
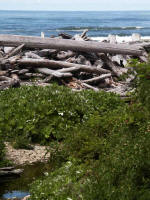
[0,84,122,146]
[30,61,150,200]
[1,60,150,199]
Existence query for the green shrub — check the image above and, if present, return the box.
[0,84,122,146]
[29,60,150,200]
[30,103,150,200]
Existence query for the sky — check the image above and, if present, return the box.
[0,0,150,11]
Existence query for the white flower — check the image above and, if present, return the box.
[58,112,64,116]
[76,170,81,174]
[44,172,49,176]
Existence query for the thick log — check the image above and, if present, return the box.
[36,68,72,78]
[0,34,145,56]
[83,74,112,84]
[16,58,111,75]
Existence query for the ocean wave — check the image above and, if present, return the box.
[55,26,147,31]
[91,36,150,43]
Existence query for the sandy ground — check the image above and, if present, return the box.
[5,142,50,165]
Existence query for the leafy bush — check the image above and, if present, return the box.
[30,101,150,200]
[1,59,150,199]
[0,84,122,146]
[30,61,150,200]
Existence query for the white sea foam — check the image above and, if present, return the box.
[91,36,150,43]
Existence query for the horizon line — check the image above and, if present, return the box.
[0,9,150,12]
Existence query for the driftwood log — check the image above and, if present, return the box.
[16,59,111,75]
[0,34,145,56]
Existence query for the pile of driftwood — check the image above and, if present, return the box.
[0,31,149,95]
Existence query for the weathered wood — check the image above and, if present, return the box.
[16,58,111,75]
[0,34,145,56]
[58,65,110,75]
[83,74,112,84]
[82,83,99,92]
[0,70,8,76]
[10,73,20,80]
[36,68,72,78]
[25,51,43,59]
[56,50,76,60]
[0,78,20,90]
[5,44,24,59]
[0,76,12,81]
[99,54,128,77]
[4,47,14,54]
[34,49,57,58]
[81,29,88,38]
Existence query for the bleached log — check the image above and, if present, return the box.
[81,29,88,38]
[0,34,145,56]
[4,47,14,54]
[5,44,24,59]
[16,58,111,75]
[58,65,110,75]
[83,74,112,84]
[82,83,99,92]
[99,54,128,77]
[36,68,72,78]
[24,73,45,78]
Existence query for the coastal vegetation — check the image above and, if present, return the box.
[0,59,150,199]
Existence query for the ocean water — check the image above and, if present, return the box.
[0,10,150,39]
